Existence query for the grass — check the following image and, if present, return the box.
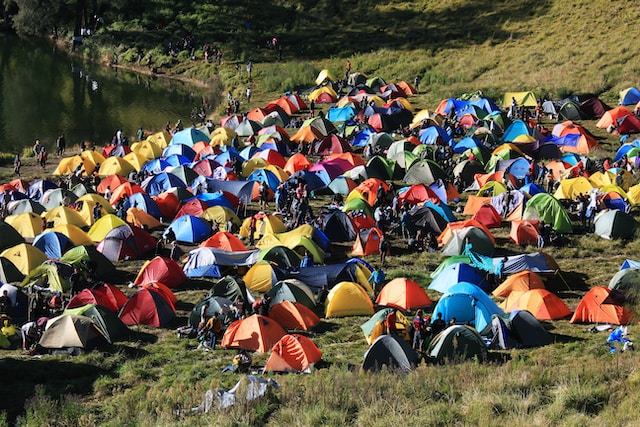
[2,0,640,424]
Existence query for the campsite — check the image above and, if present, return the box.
[2,0,640,425]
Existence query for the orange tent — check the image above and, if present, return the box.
[397,184,440,206]
[269,301,320,331]
[221,314,287,353]
[509,220,541,246]
[134,256,186,289]
[152,192,181,219]
[375,278,432,311]
[199,231,247,251]
[596,106,634,128]
[471,204,502,228]
[126,208,162,230]
[353,178,389,206]
[109,182,144,205]
[463,195,492,215]
[263,334,322,372]
[283,153,312,175]
[503,289,571,320]
[329,152,366,167]
[570,286,633,325]
[352,227,383,256]
[396,81,417,96]
[290,126,324,144]
[492,270,545,297]
[98,175,127,195]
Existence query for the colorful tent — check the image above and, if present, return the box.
[522,193,573,233]
[134,256,186,289]
[570,286,633,325]
[501,289,571,320]
[493,270,545,297]
[362,334,418,372]
[67,283,128,313]
[1,243,47,275]
[351,227,383,256]
[118,288,176,328]
[269,301,320,331]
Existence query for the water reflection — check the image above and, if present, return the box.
[0,35,217,154]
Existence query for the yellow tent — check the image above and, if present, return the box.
[242,158,269,178]
[264,165,290,182]
[132,140,163,161]
[75,194,116,225]
[392,97,414,112]
[627,183,640,205]
[146,131,172,149]
[502,91,538,108]
[553,177,593,200]
[123,151,149,172]
[324,281,374,318]
[44,206,88,228]
[255,233,283,249]
[243,261,277,292]
[240,215,286,239]
[201,206,241,231]
[308,86,338,102]
[53,155,95,176]
[80,150,106,166]
[98,157,135,177]
[49,224,94,246]
[1,243,47,275]
[88,214,127,242]
[5,212,42,238]
[315,69,335,86]
[126,208,161,230]
[210,127,237,147]
[513,134,537,143]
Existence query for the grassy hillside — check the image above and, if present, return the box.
[2,0,640,425]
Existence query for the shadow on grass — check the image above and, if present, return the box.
[125,329,158,344]
[0,358,112,422]
[311,321,341,334]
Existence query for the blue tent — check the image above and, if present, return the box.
[170,128,210,147]
[352,128,376,148]
[214,150,241,165]
[291,170,331,192]
[141,172,186,196]
[495,157,531,179]
[453,137,483,154]
[429,265,488,293]
[438,98,470,115]
[123,193,162,218]
[163,215,213,244]
[192,193,234,210]
[501,120,532,142]
[620,87,640,106]
[142,158,171,174]
[27,180,58,200]
[432,283,504,331]
[470,98,501,114]
[423,200,457,222]
[240,146,262,161]
[419,126,452,145]
[162,144,196,161]
[614,140,640,162]
[620,259,640,270]
[259,141,290,156]
[163,154,192,167]
[33,232,72,259]
[248,169,281,190]
[327,106,358,123]
[520,183,546,197]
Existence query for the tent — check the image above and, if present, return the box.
[0,257,25,283]
[429,264,488,293]
[134,256,186,289]
[594,209,636,240]
[264,334,322,373]
[376,278,432,310]
[360,308,411,344]
[258,246,301,268]
[441,226,495,257]
[493,270,545,297]
[502,91,537,108]
[209,276,255,306]
[501,289,571,320]
[0,220,25,251]
[522,193,573,233]
[428,325,487,363]
[268,300,320,331]
[32,232,72,259]
[570,286,633,324]
[118,288,176,328]
[264,279,317,310]
[67,283,128,313]
[164,215,213,244]
[322,210,356,242]
[508,310,553,347]
[221,314,286,353]
[608,268,640,291]
[351,227,383,256]
[620,87,640,106]
[432,283,504,332]
[324,281,374,318]
[88,214,128,242]
[62,304,129,343]
[5,212,43,239]
[39,314,108,350]
[96,224,157,262]
[509,220,541,246]
[200,231,247,252]
[471,204,502,228]
[362,334,418,372]
[183,247,260,278]
[59,245,115,277]
[188,295,231,328]
[1,243,47,275]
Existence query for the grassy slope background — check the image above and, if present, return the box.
[2,0,640,426]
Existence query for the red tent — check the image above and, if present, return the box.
[570,286,633,325]
[175,198,210,219]
[152,192,181,219]
[118,288,176,328]
[67,283,128,312]
[471,204,502,228]
[398,184,440,206]
[199,231,247,251]
[137,282,177,307]
[352,227,384,256]
[509,220,541,246]
[134,256,186,289]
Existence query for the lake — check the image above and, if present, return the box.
[0,35,218,154]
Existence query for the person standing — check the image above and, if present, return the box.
[300,250,314,268]
[368,266,386,297]
[385,309,397,335]
[246,61,253,80]
[379,234,391,267]
[246,87,252,104]
[13,154,21,176]
[56,134,66,156]
[136,127,144,141]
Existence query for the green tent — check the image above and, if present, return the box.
[209,276,252,305]
[259,246,301,268]
[608,268,640,291]
[63,304,129,344]
[594,209,636,240]
[343,198,373,218]
[60,245,115,276]
[366,156,396,181]
[265,279,316,310]
[430,255,471,279]
[21,263,70,293]
[442,227,495,257]
[403,159,449,186]
[428,325,487,363]
[0,256,25,283]
[362,334,418,372]
[522,193,573,233]
[558,101,586,121]
[189,295,232,328]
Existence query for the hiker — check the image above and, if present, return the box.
[33,139,42,156]
[317,285,329,305]
[92,203,102,222]
[509,97,517,119]
[385,310,398,335]
[204,312,223,349]
[246,87,252,103]
[309,99,315,118]
[246,60,253,80]
[379,234,391,267]
[368,266,386,297]
[70,267,84,296]
[258,179,268,210]
[431,312,446,337]
[300,250,314,268]
[0,290,9,315]
[38,146,48,168]
[412,309,425,351]
[56,134,66,156]
[414,75,421,92]
[222,350,253,373]
[13,154,20,176]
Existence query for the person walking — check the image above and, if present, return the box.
[246,87,252,104]
[13,154,21,176]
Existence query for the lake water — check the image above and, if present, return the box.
[0,35,218,154]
